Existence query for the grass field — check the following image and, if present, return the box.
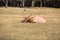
[0,7,60,40]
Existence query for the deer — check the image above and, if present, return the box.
[21,14,46,23]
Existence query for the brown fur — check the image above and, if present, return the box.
[21,15,46,23]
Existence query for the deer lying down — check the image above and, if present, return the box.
[21,15,46,23]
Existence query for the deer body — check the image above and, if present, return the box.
[22,15,46,23]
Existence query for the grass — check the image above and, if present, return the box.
[0,7,60,40]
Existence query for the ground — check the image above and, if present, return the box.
[0,7,60,40]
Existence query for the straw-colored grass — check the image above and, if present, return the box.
[0,7,60,40]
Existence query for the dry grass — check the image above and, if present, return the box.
[0,7,60,40]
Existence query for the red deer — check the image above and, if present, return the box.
[21,14,46,23]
